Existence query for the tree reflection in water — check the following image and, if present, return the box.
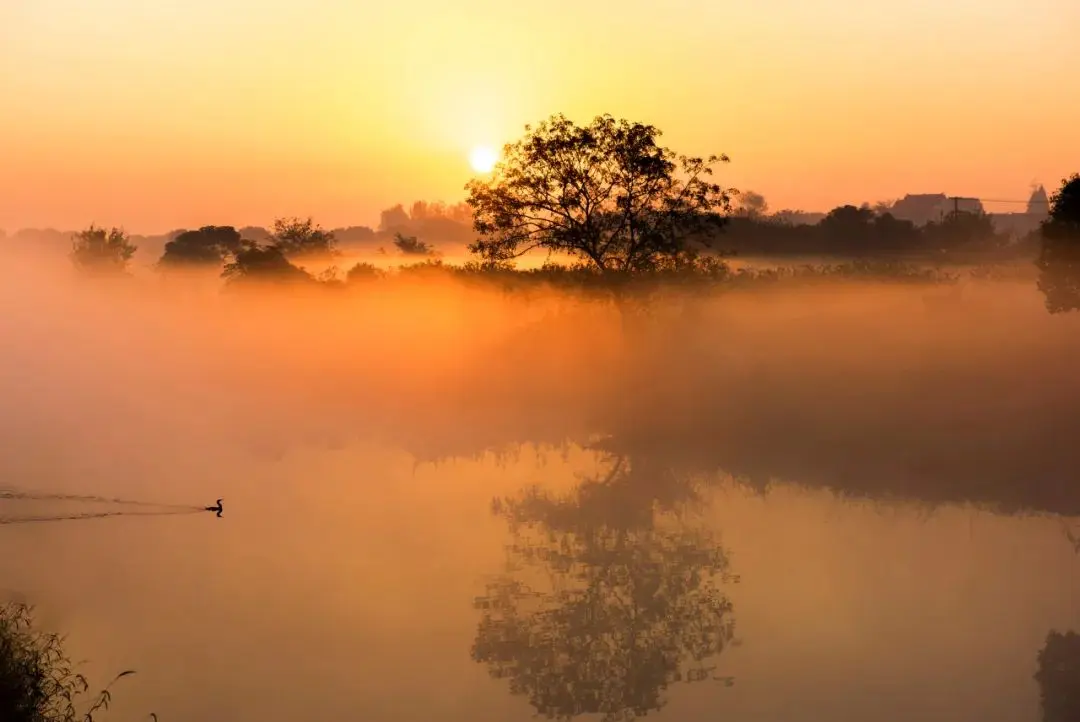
[471,454,738,721]
[1035,630,1080,722]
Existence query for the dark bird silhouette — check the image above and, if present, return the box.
[204,499,223,518]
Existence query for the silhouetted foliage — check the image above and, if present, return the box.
[158,225,244,267]
[344,262,385,284]
[396,259,451,281]
[409,200,472,224]
[267,217,337,259]
[1036,174,1080,313]
[222,242,313,285]
[466,114,734,273]
[237,225,272,244]
[378,204,410,233]
[0,602,140,722]
[1035,630,1080,722]
[733,190,768,218]
[331,226,376,245]
[472,455,737,721]
[392,232,435,256]
[922,210,1007,254]
[69,225,136,275]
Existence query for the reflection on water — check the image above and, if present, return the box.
[1035,631,1080,722]
[2,442,1080,721]
[7,261,1080,720]
[472,454,737,721]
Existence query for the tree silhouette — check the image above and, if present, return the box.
[922,209,1006,254]
[1035,630,1080,722]
[818,205,877,246]
[734,190,769,219]
[392,232,435,256]
[465,114,734,273]
[378,204,410,233]
[1036,174,1080,313]
[158,226,244,268]
[472,454,738,721]
[69,225,136,276]
[221,242,313,285]
[345,261,385,284]
[267,217,337,259]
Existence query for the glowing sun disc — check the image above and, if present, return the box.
[469,145,497,173]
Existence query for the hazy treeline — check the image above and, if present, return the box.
[0,195,1042,267]
[3,112,1068,292]
[0,200,477,264]
[0,111,1076,309]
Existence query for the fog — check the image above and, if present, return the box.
[2,244,1080,721]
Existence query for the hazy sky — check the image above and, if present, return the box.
[1,0,1077,232]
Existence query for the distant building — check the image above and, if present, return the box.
[987,185,1049,238]
[1027,185,1051,217]
[889,194,984,226]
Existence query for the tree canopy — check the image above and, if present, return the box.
[1035,174,1080,313]
[69,225,136,275]
[159,226,244,267]
[222,243,313,286]
[392,232,435,256]
[466,114,734,273]
[267,217,337,259]
[925,209,1006,251]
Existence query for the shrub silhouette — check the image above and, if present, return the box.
[0,602,142,722]
[70,225,136,276]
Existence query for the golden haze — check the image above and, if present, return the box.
[1,0,1078,231]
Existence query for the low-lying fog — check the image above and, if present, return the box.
[2,246,1079,722]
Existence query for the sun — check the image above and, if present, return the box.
[469,145,498,173]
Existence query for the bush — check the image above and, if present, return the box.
[0,602,141,722]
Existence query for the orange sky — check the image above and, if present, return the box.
[1,0,1078,233]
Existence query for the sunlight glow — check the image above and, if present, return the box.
[469,145,498,174]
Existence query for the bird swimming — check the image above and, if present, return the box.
[204,499,223,518]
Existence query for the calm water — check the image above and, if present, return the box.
[3,441,1079,722]
[4,270,1080,721]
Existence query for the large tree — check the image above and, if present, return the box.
[465,114,734,273]
[1036,174,1080,313]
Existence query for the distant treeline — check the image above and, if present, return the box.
[2,111,1075,314]
[0,199,1041,265]
[0,200,478,263]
